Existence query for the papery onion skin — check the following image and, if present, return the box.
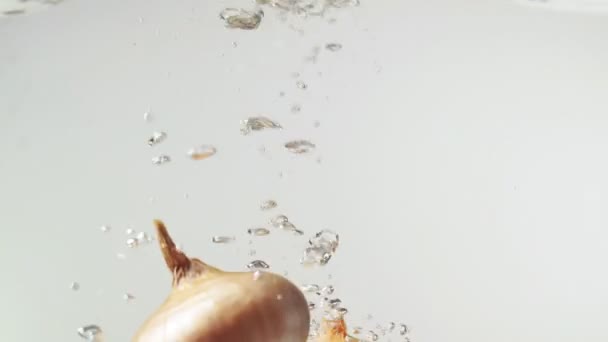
[132,220,310,342]
[316,318,359,342]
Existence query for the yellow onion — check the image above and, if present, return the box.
[132,220,310,342]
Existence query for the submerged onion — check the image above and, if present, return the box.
[132,220,310,342]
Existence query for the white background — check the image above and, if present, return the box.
[1,0,608,341]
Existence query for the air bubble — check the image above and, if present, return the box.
[152,155,171,165]
[285,140,316,154]
[300,284,320,292]
[296,80,308,90]
[212,236,235,244]
[219,8,263,30]
[247,260,270,269]
[260,200,278,210]
[322,285,334,295]
[147,131,167,146]
[240,116,282,135]
[270,214,289,227]
[248,228,270,236]
[325,43,343,51]
[301,246,332,266]
[123,293,135,302]
[126,238,138,248]
[77,325,102,341]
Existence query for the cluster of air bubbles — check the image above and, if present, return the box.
[220,8,264,30]
[125,228,154,248]
[303,283,414,341]
[147,130,217,165]
[84,2,415,341]
[301,229,339,266]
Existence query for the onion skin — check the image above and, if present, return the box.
[132,220,310,342]
[316,318,359,342]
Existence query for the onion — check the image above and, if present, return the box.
[132,220,310,342]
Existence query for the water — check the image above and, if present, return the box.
[291,103,302,113]
[64,1,415,340]
[305,46,321,63]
